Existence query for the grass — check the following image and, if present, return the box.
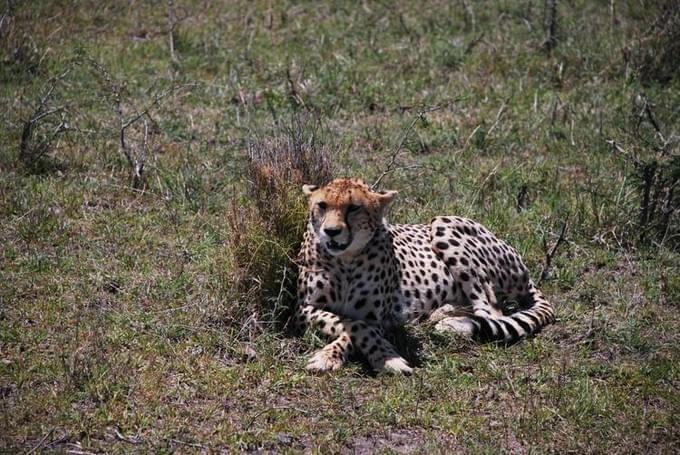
[1,0,679,452]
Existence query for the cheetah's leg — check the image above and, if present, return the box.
[305,334,352,372]
[459,273,503,319]
[428,304,478,338]
[296,305,413,374]
[433,272,521,340]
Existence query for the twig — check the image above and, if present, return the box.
[88,56,188,187]
[244,405,310,431]
[637,93,667,146]
[516,184,528,213]
[167,0,179,65]
[538,218,569,284]
[606,139,643,167]
[25,428,54,455]
[464,124,483,147]
[19,69,71,162]
[542,0,558,53]
[113,427,140,445]
[464,31,485,55]
[118,86,176,187]
[169,439,210,450]
[121,86,176,131]
[465,163,500,216]
[372,105,443,190]
[486,96,510,138]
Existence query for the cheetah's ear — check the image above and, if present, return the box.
[302,184,319,196]
[376,190,398,206]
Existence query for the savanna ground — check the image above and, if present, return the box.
[2,0,680,453]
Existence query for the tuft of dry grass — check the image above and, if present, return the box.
[246,112,333,234]
[224,113,335,330]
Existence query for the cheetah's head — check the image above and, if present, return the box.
[303,178,397,257]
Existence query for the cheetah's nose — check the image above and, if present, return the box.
[323,227,342,237]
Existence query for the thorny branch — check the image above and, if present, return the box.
[609,90,679,243]
[19,69,71,163]
[118,90,172,187]
[635,92,667,147]
[88,57,184,187]
[371,105,444,190]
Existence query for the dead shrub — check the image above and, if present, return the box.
[17,70,73,172]
[609,93,680,246]
[625,1,680,84]
[0,1,44,81]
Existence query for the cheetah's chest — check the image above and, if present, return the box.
[302,224,460,328]
[319,250,399,324]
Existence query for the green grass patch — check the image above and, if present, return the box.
[1,0,679,452]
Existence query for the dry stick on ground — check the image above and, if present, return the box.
[25,428,55,455]
[113,427,140,445]
[538,218,569,284]
[169,439,211,450]
[464,31,486,55]
[371,105,444,190]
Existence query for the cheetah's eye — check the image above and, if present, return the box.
[347,204,361,213]
[317,202,328,211]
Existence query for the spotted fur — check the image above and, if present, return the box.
[296,178,555,374]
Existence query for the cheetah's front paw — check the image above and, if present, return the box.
[380,356,413,375]
[305,349,344,373]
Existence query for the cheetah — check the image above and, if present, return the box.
[295,178,555,374]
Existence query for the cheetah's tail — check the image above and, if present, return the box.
[469,280,555,344]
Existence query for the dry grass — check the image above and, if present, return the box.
[223,113,335,331]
